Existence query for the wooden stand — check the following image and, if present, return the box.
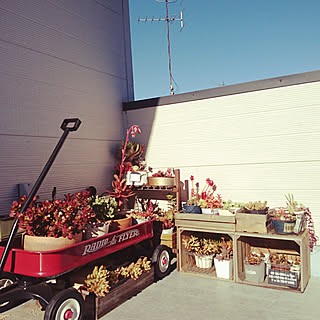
[84,267,154,319]
[176,213,310,293]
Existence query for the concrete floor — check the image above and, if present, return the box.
[1,271,320,320]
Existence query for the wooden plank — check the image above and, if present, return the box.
[84,267,154,320]
[236,213,270,233]
[160,232,177,249]
[176,213,235,224]
[176,220,236,232]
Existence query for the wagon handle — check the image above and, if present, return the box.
[0,118,82,273]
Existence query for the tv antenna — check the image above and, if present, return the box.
[138,0,184,95]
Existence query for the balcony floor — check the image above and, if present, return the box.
[2,270,320,319]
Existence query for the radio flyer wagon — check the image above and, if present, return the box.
[0,119,174,320]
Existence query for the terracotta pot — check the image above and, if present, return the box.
[109,214,132,232]
[23,232,83,252]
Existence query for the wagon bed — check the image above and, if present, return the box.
[0,220,153,278]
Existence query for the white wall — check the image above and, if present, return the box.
[0,0,133,214]
[125,71,320,250]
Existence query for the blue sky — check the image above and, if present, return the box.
[129,0,320,100]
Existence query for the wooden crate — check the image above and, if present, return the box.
[236,213,270,233]
[175,213,236,232]
[160,232,176,249]
[84,267,154,320]
[235,229,310,292]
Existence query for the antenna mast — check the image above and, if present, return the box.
[138,0,183,95]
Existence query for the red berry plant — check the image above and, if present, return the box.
[10,191,97,239]
[106,125,141,209]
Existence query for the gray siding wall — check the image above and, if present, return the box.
[0,0,133,214]
[124,71,320,242]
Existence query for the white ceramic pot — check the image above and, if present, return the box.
[214,258,233,279]
[194,254,214,268]
[162,227,174,235]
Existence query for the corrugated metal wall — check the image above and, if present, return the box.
[0,0,133,215]
[125,77,320,241]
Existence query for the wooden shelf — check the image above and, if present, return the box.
[176,214,310,293]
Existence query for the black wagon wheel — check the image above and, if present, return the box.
[153,245,172,279]
[0,274,21,312]
[44,288,84,320]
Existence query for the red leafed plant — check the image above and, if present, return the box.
[188,176,223,209]
[151,168,174,177]
[106,125,141,209]
[10,191,97,239]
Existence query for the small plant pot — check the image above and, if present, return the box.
[271,219,296,234]
[109,214,132,232]
[162,227,174,235]
[23,233,83,252]
[85,222,110,239]
[244,262,266,283]
[201,208,212,214]
[194,254,214,268]
[214,258,233,279]
[183,205,202,214]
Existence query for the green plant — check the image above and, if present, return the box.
[245,251,265,265]
[215,237,233,261]
[183,235,221,256]
[285,193,304,214]
[90,195,118,222]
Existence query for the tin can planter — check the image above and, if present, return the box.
[244,262,266,283]
[194,254,214,268]
[23,232,83,252]
[183,205,202,214]
[214,258,233,279]
[148,177,175,187]
[271,219,296,234]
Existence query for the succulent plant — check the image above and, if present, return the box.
[244,201,268,211]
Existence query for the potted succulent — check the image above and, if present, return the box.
[183,235,220,269]
[214,237,233,279]
[244,251,266,283]
[183,176,202,213]
[86,195,119,238]
[243,201,268,214]
[147,168,175,187]
[106,125,143,230]
[10,190,97,251]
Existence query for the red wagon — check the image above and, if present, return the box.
[0,119,174,320]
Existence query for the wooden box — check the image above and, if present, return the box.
[235,230,310,292]
[236,212,270,233]
[0,217,14,241]
[175,213,236,232]
[84,267,154,320]
[160,232,177,249]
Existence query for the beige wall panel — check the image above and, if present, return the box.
[125,81,320,240]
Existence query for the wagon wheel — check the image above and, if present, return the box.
[44,288,84,320]
[153,245,172,279]
[0,275,24,312]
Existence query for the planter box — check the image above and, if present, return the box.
[244,262,266,283]
[271,219,296,234]
[268,264,300,288]
[176,213,235,232]
[236,212,270,233]
[160,231,177,249]
[84,267,154,320]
